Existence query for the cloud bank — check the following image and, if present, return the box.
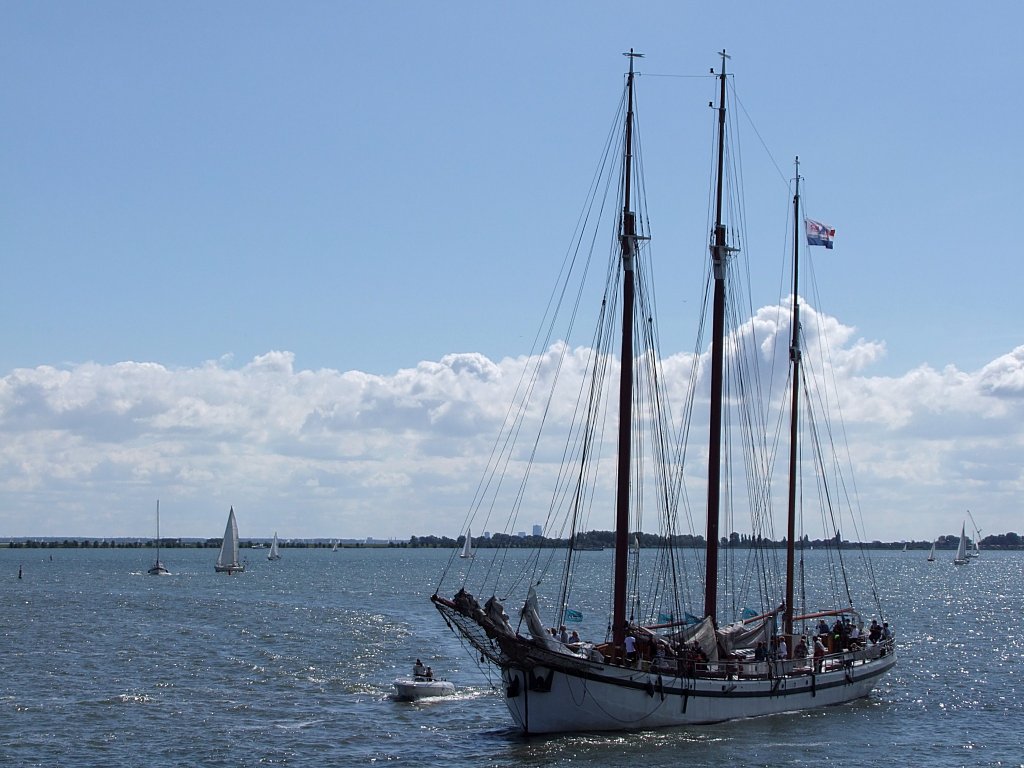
[1,303,1021,541]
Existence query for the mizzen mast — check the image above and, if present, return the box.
[784,157,802,640]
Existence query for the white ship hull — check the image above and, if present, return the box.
[500,646,896,734]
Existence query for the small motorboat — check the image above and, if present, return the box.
[394,660,454,700]
[393,676,455,701]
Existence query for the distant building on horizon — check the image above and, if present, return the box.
[533,524,543,537]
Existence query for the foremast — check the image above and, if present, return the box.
[703,50,731,625]
[612,49,643,650]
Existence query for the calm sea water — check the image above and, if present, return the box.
[1,547,1021,767]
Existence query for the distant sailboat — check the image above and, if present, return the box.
[927,541,936,562]
[268,532,282,561]
[902,543,907,552]
[459,529,474,559]
[147,500,170,576]
[215,506,246,574]
[953,524,970,566]
[967,509,981,558]
[332,540,339,552]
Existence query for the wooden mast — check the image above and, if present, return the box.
[703,51,730,625]
[784,157,802,640]
[612,49,642,650]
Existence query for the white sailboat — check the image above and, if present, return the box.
[268,532,282,561]
[432,52,895,734]
[953,524,970,565]
[147,500,170,576]
[927,541,936,562]
[967,509,981,558]
[459,529,474,559]
[215,506,245,574]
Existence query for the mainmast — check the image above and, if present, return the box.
[784,158,802,640]
[703,51,730,624]
[612,49,643,649]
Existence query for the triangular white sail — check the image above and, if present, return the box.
[953,524,969,565]
[215,506,244,573]
[268,532,281,560]
[459,529,474,559]
[927,541,935,562]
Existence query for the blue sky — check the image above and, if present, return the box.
[2,2,1022,542]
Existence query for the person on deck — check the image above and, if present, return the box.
[813,636,827,672]
[776,636,789,660]
[794,636,808,660]
[624,633,637,665]
[868,619,881,644]
[413,659,426,677]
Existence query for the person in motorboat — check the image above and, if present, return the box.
[413,659,427,678]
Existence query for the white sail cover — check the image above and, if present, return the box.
[217,508,240,568]
[521,587,566,652]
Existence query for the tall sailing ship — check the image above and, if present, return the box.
[432,51,896,734]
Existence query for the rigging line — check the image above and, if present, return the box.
[640,72,717,79]
[443,108,624,594]
[795,237,882,613]
[730,84,790,191]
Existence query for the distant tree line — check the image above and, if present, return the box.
[408,530,1024,551]
[2,539,411,549]
[5,530,1021,549]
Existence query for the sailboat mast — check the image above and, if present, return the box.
[612,49,642,648]
[784,158,802,639]
[155,499,161,563]
[703,51,730,624]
